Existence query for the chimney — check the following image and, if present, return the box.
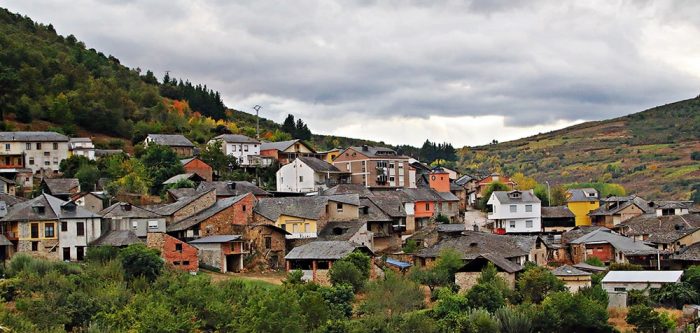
[123,203,132,211]
[362,145,369,152]
[228,182,236,190]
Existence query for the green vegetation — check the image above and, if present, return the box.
[329,252,371,292]
[626,305,676,333]
[479,181,510,211]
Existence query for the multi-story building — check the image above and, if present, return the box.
[332,145,410,189]
[68,137,96,160]
[276,157,350,193]
[487,190,541,234]
[0,131,70,175]
[260,139,318,165]
[566,188,599,226]
[209,134,264,167]
[144,134,195,157]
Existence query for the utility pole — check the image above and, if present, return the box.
[253,105,262,140]
[545,180,551,207]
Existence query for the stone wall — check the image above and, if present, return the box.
[240,224,286,271]
[18,239,59,260]
[455,271,516,292]
[147,232,198,272]
[199,194,254,236]
[172,190,217,223]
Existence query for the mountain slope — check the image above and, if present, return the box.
[458,97,700,200]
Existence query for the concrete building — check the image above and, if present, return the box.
[68,137,96,160]
[0,131,70,175]
[332,145,410,189]
[209,134,264,167]
[566,188,600,226]
[276,157,349,193]
[487,190,542,234]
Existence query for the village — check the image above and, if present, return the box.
[0,130,698,320]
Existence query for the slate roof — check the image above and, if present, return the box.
[322,184,373,197]
[0,175,15,185]
[69,137,92,143]
[457,253,523,273]
[573,262,608,273]
[651,201,693,210]
[167,193,249,232]
[0,234,11,246]
[254,194,359,221]
[99,202,162,219]
[570,229,659,255]
[90,230,143,247]
[162,173,203,185]
[358,198,394,222]
[0,193,27,206]
[561,226,605,244]
[298,157,344,173]
[402,188,442,202]
[542,206,575,218]
[43,178,80,195]
[618,214,700,244]
[437,223,467,233]
[566,188,599,202]
[365,195,405,219]
[285,240,372,260]
[416,231,529,259]
[261,139,316,153]
[189,235,242,243]
[450,182,464,191]
[435,191,459,202]
[671,242,700,262]
[491,190,540,204]
[318,221,366,241]
[455,175,475,186]
[212,134,260,144]
[591,195,653,215]
[345,146,401,158]
[552,264,592,276]
[167,188,198,200]
[197,181,269,197]
[0,131,69,142]
[146,134,194,147]
[602,271,683,284]
[2,193,98,222]
[149,189,215,217]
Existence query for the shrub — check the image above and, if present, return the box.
[329,260,365,292]
[283,269,304,285]
[691,151,700,161]
[495,306,533,333]
[86,246,119,263]
[119,244,163,282]
[626,305,675,333]
[402,239,418,253]
[627,289,650,306]
[466,283,505,312]
[517,266,566,304]
[585,257,605,267]
[650,282,699,309]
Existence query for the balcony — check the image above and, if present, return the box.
[286,232,317,239]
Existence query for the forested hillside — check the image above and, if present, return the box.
[458,97,700,200]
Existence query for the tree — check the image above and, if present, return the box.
[59,155,93,178]
[118,244,163,282]
[281,114,296,135]
[466,283,505,312]
[535,292,612,333]
[410,249,463,293]
[138,144,185,194]
[360,271,424,317]
[650,282,698,309]
[342,252,371,280]
[479,181,510,211]
[329,261,365,292]
[512,173,538,190]
[517,266,566,304]
[549,185,568,206]
[585,257,605,267]
[75,164,100,191]
[199,140,238,175]
[626,304,675,333]
[684,265,700,293]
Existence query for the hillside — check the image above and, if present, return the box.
[458,97,700,200]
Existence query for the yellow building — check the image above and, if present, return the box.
[276,214,318,238]
[565,188,600,226]
[319,148,341,163]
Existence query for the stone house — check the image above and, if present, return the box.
[541,206,576,233]
[414,231,530,268]
[569,228,660,268]
[589,195,652,228]
[0,131,70,175]
[285,240,374,284]
[41,178,80,200]
[146,232,198,272]
[144,134,195,158]
[99,202,166,237]
[150,189,217,225]
[180,157,213,182]
[454,254,522,292]
[72,192,106,213]
[552,264,592,292]
[0,176,16,196]
[332,145,410,188]
[617,214,700,254]
[167,193,255,240]
[1,193,102,261]
[189,235,250,272]
[197,181,271,198]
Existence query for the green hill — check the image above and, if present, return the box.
[458,97,700,200]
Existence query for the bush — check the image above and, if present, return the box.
[329,260,365,292]
[495,306,533,333]
[402,239,418,253]
[626,305,675,333]
[466,283,505,313]
[86,246,119,263]
[585,257,605,267]
[119,244,163,282]
[627,289,650,306]
[609,262,642,271]
[517,266,566,304]
[650,282,699,309]
[691,151,700,161]
[283,269,304,285]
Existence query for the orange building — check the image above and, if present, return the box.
[181,157,213,182]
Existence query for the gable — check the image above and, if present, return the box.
[333,147,370,162]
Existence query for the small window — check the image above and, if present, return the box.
[30,223,39,238]
[175,243,182,252]
[614,287,626,292]
[264,236,272,250]
[336,202,343,212]
[53,143,58,150]
[31,241,38,251]
[182,261,190,266]
[44,161,51,166]
[148,220,159,230]
[525,205,532,212]
[61,221,68,232]
[28,158,34,165]
[510,205,517,213]
[242,205,246,212]
[44,151,50,157]
[509,221,516,228]
[53,157,58,165]
[44,223,55,238]
[36,143,41,150]
[132,221,138,229]
[25,143,31,150]
[299,176,303,182]
[4,144,9,151]
[76,222,85,236]
[244,145,249,152]
[173,261,181,266]
[232,145,237,152]
[425,202,430,210]
[526,220,533,228]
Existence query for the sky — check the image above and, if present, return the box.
[5,1,700,147]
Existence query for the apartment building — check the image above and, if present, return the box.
[209,134,264,167]
[0,132,70,175]
[332,145,410,188]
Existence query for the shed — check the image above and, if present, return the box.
[552,264,592,292]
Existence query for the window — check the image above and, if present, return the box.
[25,143,31,150]
[3,157,9,165]
[304,223,310,233]
[173,261,181,266]
[346,163,351,171]
[425,202,430,210]
[175,243,182,252]
[76,222,84,236]
[244,145,249,152]
[53,157,58,165]
[28,158,34,165]
[299,176,303,182]
[510,205,517,213]
[44,223,55,238]
[53,143,58,150]
[30,223,39,238]
[614,287,626,292]
[336,202,343,212]
[264,236,272,249]
[44,161,50,166]
[389,176,395,182]
[509,221,516,228]
[182,261,190,266]
[44,151,50,157]
[389,162,395,169]
[36,143,41,150]
[61,222,67,232]
[31,241,38,251]
[132,221,138,229]
[526,220,533,228]
[242,205,246,212]
[148,220,159,230]
[4,144,9,151]
[525,205,532,212]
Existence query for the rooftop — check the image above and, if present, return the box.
[552,264,592,276]
[189,235,242,244]
[212,134,260,144]
[491,190,540,204]
[146,134,194,147]
[90,230,143,247]
[167,193,250,232]
[619,214,700,244]
[542,206,575,218]
[566,188,599,202]
[99,202,161,219]
[601,270,683,283]
[197,181,269,197]
[42,178,80,195]
[570,229,659,255]
[416,231,529,260]
[285,240,372,260]
[297,156,344,173]
[0,131,69,142]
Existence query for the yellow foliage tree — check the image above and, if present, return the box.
[512,172,538,190]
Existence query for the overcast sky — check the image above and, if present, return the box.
[5,1,700,147]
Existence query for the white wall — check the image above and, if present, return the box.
[1,140,70,174]
[494,217,542,233]
[59,217,102,260]
[209,139,261,166]
[276,159,316,192]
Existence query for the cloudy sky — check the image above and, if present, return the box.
[5,1,700,147]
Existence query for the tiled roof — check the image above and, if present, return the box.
[212,134,260,144]
[566,188,599,202]
[90,230,143,247]
[149,189,215,217]
[591,195,653,215]
[167,194,249,232]
[455,175,475,185]
[561,226,604,244]
[365,195,405,219]
[322,184,373,197]
[167,188,198,200]
[345,146,401,158]
[2,193,98,222]
[43,178,80,195]
[671,242,700,261]
[146,134,194,147]
[189,235,242,243]
[0,193,27,206]
[261,139,316,153]
[0,131,69,142]
[99,202,161,219]
[197,181,269,197]
[254,194,359,221]
[402,188,442,202]
[542,206,575,218]
[285,240,372,260]
[359,198,394,222]
[318,221,366,241]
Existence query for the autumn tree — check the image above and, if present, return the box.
[512,172,538,190]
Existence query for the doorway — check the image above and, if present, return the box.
[226,254,242,273]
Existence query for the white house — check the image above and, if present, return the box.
[276,157,349,193]
[209,134,262,167]
[601,270,683,293]
[0,131,70,175]
[487,190,541,234]
[68,137,96,160]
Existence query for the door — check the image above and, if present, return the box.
[76,246,84,261]
[62,247,71,261]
